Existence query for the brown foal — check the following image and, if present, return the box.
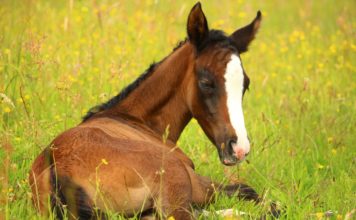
[29,2,269,219]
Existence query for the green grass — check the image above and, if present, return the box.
[1,0,355,219]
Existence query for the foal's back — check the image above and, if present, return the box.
[30,117,194,217]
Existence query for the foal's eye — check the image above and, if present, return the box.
[199,79,215,90]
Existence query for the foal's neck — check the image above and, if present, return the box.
[108,43,195,143]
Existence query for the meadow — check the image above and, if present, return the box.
[0,0,355,219]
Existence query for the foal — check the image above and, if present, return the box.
[30,2,266,219]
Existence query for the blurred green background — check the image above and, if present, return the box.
[1,0,355,219]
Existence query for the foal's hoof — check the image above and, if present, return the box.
[259,201,284,219]
[270,201,283,218]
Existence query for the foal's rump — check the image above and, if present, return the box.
[30,125,192,217]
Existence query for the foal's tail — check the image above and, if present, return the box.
[29,147,105,220]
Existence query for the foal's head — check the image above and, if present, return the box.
[185,3,261,165]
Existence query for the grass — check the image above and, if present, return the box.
[0,0,355,219]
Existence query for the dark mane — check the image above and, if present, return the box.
[173,39,188,52]
[82,30,235,122]
[82,62,158,122]
[82,40,188,122]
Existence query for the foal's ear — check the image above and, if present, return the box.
[230,11,262,53]
[187,2,209,49]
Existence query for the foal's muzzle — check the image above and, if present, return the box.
[219,139,249,166]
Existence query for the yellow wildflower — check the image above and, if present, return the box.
[4,48,11,55]
[327,137,333,143]
[101,158,108,165]
[3,107,11,113]
[315,212,323,219]
[81,6,89,13]
[316,163,324,169]
[351,43,356,52]
[331,149,337,155]
[238,12,246,18]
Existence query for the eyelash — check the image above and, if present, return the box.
[198,69,215,90]
[199,80,215,94]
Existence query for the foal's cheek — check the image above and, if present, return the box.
[185,81,199,113]
[204,98,218,115]
[199,89,220,115]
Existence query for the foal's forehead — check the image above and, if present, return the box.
[197,46,241,77]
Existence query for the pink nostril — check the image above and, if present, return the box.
[231,143,249,161]
[235,148,246,160]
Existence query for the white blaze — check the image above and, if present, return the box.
[224,54,250,155]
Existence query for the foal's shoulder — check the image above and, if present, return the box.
[79,117,157,142]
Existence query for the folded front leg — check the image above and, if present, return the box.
[223,183,260,202]
[187,167,260,206]
[187,166,281,218]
